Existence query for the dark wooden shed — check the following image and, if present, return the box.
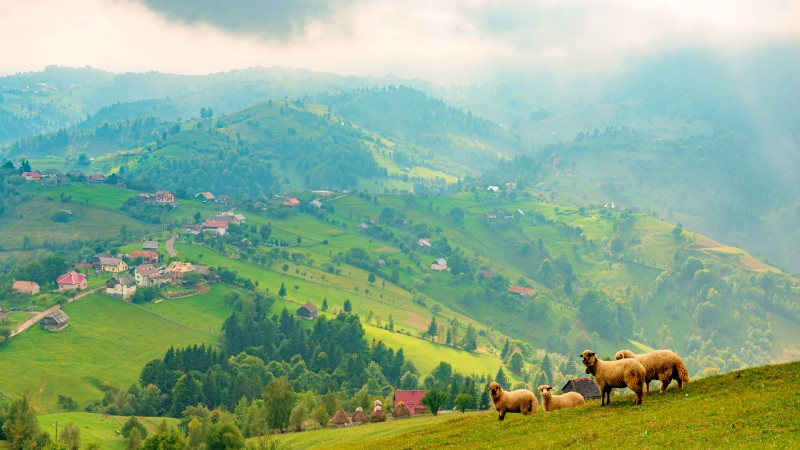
[40,309,69,332]
[561,378,602,400]
[296,301,318,319]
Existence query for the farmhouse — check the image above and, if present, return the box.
[508,286,537,299]
[296,301,318,320]
[357,223,370,232]
[142,241,159,251]
[195,192,215,201]
[309,199,322,208]
[131,250,159,263]
[283,197,300,207]
[12,281,40,295]
[57,271,87,292]
[88,173,106,183]
[98,257,128,273]
[487,185,499,192]
[204,220,229,235]
[135,264,164,287]
[418,238,432,247]
[431,258,448,271]
[393,390,428,415]
[165,261,196,283]
[106,275,137,299]
[153,190,175,205]
[40,309,69,332]
[21,171,41,181]
[561,378,602,400]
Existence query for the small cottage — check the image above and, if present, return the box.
[98,256,128,273]
[142,241,159,251]
[57,271,88,292]
[431,258,448,271]
[283,197,300,207]
[135,264,164,287]
[106,275,137,299]
[40,309,69,332]
[296,301,318,320]
[561,378,602,400]
[12,281,40,295]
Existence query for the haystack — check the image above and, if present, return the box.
[331,408,350,427]
[371,405,387,423]
[392,401,411,418]
[352,407,368,424]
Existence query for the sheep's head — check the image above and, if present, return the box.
[615,349,635,360]
[581,350,597,374]
[488,381,504,399]
[538,385,553,398]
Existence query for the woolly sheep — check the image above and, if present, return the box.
[581,349,646,406]
[537,385,585,412]
[487,381,538,420]
[614,349,690,393]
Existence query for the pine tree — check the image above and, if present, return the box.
[278,282,287,297]
[427,317,438,340]
[495,367,509,387]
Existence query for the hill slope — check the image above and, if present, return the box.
[274,359,800,449]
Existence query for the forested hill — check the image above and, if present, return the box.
[314,86,523,170]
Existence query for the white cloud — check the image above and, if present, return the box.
[0,0,796,82]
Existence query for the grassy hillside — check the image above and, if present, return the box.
[0,294,217,411]
[273,360,800,449]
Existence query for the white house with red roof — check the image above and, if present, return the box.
[283,197,300,207]
[12,281,40,295]
[21,172,41,181]
[57,271,88,292]
[204,219,229,235]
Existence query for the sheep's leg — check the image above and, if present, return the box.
[498,409,506,421]
[659,373,672,393]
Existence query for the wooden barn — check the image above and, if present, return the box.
[40,309,69,332]
[561,378,602,400]
[296,301,318,320]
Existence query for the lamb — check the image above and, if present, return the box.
[537,385,585,412]
[581,349,646,406]
[614,349,690,393]
[487,381,538,420]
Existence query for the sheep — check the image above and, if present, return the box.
[487,381,538,420]
[581,349,646,406]
[537,385,585,411]
[614,349,690,393]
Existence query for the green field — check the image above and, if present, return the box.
[33,413,179,450]
[273,360,800,449]
[0,294,217,411]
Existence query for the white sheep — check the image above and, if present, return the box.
[537,385,585,411]
[581,349,646,406]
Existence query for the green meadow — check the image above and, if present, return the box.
[273,360,800,449]
[0,294,216,411]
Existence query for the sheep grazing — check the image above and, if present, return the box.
[537,385,585,412]
[581,349,646,406]
[487,381,538,421]
[615,349,690,393]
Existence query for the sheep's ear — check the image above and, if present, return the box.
[590,352,596,357]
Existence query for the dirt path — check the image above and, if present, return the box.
[9,287,102,338]
[166,235,178,257]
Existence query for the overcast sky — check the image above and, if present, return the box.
[1,0,797,83]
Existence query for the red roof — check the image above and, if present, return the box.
[205,220,229,228]
[57,271,87,285]
[131,250,159,260]
[508,286,537,298]
[12,281,39,292]
[283,197,300,206]
[394,390,428,414]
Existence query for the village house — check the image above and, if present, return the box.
[283,197,300,207]
[204,219,229,235]
[153,190,175,205]
[357,223,370,232]
[21,171,41,181]
[97,256,128,273]
[309,199,322,208]
[142,241,159,251]
[418,238,432,248]
[130,250,159,263]
[215,194,231,204]
[12,281,40,295]
[431,258,448,271]
[134,264,164,287]
[165,261,196,283]
[106,275,137,300]
[57,271,88,292]
[487,185,500,192]
[393,390,429,415]
[40,309,69,332]
[508,286,537,299]
[88,173,106,183]
[296,301,318,320]
[195,192,215,201]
